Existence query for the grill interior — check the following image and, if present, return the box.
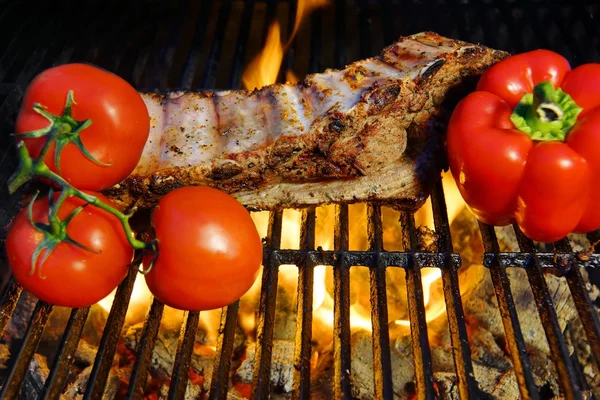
[0,0,600,399]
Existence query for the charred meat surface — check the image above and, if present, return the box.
[105,32,508,211]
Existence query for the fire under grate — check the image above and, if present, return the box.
[0,0,599,399]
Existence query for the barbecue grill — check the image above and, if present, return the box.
[0,0,599,399]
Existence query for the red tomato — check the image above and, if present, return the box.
[15,63,150,191]
[143,187,263,311]
[6,192,133,308]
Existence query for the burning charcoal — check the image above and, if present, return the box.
[348,330,414,399]
[309,349,334,400]
[234,340,295,394]
[0,343,9,368]
[431,372,458,400]
[63,365,128,400]
[74,339,100,367]
[274,283,300,342]
[124,323,215,391]
[19,354,49,399]
[124,323,179,381]
[416,226,439,252]
[566,319,600,399]
[159,379,203,400]
[458,264,578,349]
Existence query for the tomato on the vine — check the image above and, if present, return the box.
[143,187,263,311]
[6,192,133,308]
[15,63,150,191]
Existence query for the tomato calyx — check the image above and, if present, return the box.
[19,90,111,175]
[510,81,582,142]
[7,91,158,273]
[26,188,100,279]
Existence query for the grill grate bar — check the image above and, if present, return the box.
[268,249,595,273]
[205,1,258,395]
[199,0,233,90]
[168,311,200,400]
[333,204,352,399]
[400,212,435,399]
[515,229,583,399]
[0,278,23,336]
[283,0,297,81]
[292,208,316,399]
[334,0,346,69]
[228,0,256,90]
[138,3,179,90]
[208,301,240,400]
[479,223,539,400]
[309,8,323,77]
[557,238,600,372]
[358,0,373,59]
[431,181,479,399]
[178,1,214,90]
[156,0,194,90]
[367,205,394,399]
[127,298,165,399]
[0,300,53,400]
[41,306,91,400]
[83,266,138,400]
[251,210,283,400]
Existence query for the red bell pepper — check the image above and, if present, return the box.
[447,50,600,243]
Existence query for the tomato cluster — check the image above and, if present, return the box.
[6,64,263,310]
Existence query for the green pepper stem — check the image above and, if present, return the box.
[510,81,582,141]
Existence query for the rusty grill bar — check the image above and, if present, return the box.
[0,0,600,399]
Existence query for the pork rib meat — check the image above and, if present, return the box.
[105,32,507,211]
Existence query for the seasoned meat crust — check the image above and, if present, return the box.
[104,32,508,211]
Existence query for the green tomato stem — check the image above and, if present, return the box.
[37,167,149,251]
[510,81,582,141]
[7,92,155,257]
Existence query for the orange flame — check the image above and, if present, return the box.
[242,0,330,90]
[242,22,284,91]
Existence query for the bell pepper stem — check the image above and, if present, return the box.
[510,81,582,141]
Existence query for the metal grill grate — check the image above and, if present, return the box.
[0,1,599,399]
